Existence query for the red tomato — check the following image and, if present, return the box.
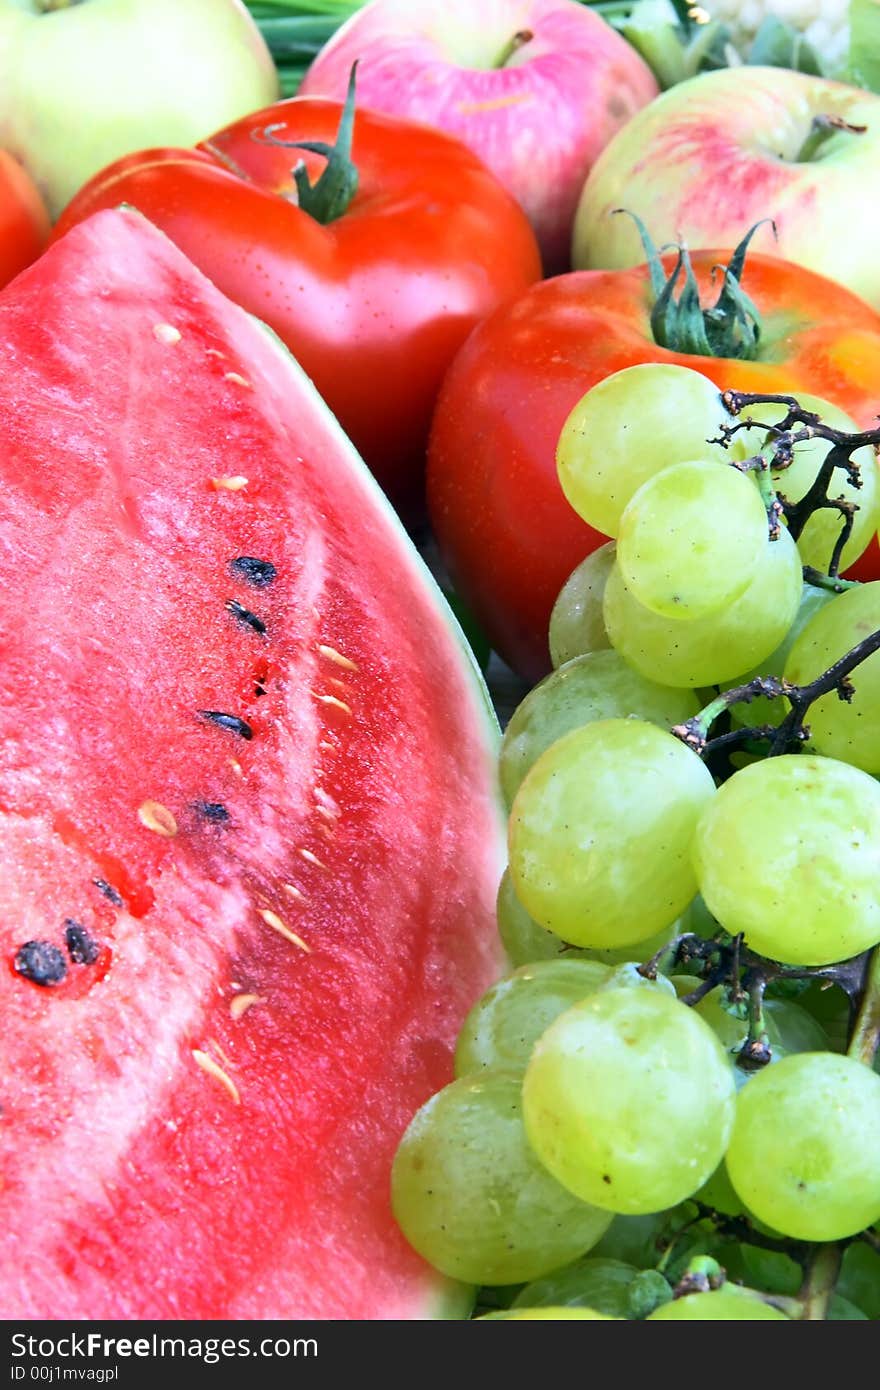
[51,97,541,518]
[427,256,880,682]
[844,535,880,582]
[0,151,50,290]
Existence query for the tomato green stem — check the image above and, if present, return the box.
[616,211,770,361]
[257,62,360,224]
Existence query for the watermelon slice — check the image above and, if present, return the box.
[0,209,505,1319]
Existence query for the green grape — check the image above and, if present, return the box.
[727,582,835,729]
[694,1160,746,1217]
[500,648,700,806]
[765,998,829,1055]
[647,1288,790,1320]
[726,1052,880,1242]
[694,988,826,1079]
[548,543,615,667]
[677,892,721,939]
[495,875,678,973]
[695,987,783,1075]
[670,974,704,998]
[599,962,676,997]
[603,526,803,688]
[591,1212,670,1267]
[391,1071,613,1286]
[793,979,851,1054]
[478,1308,618,1319]
[454,958,612,1078]
[522,987,735,1215]
[511,1257,641,1315]
[696,987,756,1054]
[729,392,879,572]
[556,364,729,536]
[693,753,880,966]
[617,458,768,621]
[495,867,572,966]
[575,918,680,967]
[783,582,880,775]
[508,719,715,949]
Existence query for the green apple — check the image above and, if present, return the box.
[0,0,279,218]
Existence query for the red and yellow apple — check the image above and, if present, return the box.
[299,0,659,274]
[573,65,880,310]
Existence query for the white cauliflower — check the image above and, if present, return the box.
[703,0,849,69]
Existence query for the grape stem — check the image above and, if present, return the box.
[672,625,880,758]
[799,1245,842,1321]
[738,969,771,1071]
[673,1253,724,1296]
[645,924,859,1003]
[719,391,875,502]
[683,1268,805,1318]
[692,1203,808,1264]
[731,445,784,538]
[847,945,880,1067]
[767,625,880,756]
[801,566,860,594]
[719,389,878,574]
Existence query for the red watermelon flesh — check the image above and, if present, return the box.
[0,208,505,1319]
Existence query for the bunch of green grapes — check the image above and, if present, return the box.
[390,364,880,1321]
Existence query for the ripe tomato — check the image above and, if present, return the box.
[427,254,880,681]
[0,150,49,290]
[51,94,541,519]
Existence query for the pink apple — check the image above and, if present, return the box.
[299,0,658,274]
[573,65,880,310]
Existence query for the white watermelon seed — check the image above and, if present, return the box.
[317,644,359,672]
[258,908,312,953]
[192,1049,240,1105]
[152,322,181,345]
[210,475,249,491]
[298,849,327,870]
[230,993,265,1020]
[138,800,178,837]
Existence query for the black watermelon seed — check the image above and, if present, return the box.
[230,556,276,588]
[93,878,123,907]
[64,920,100,966]
[196,801,230,823]
[199,711,254,740]
[14,940,68,987]
[226,600,267,636]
